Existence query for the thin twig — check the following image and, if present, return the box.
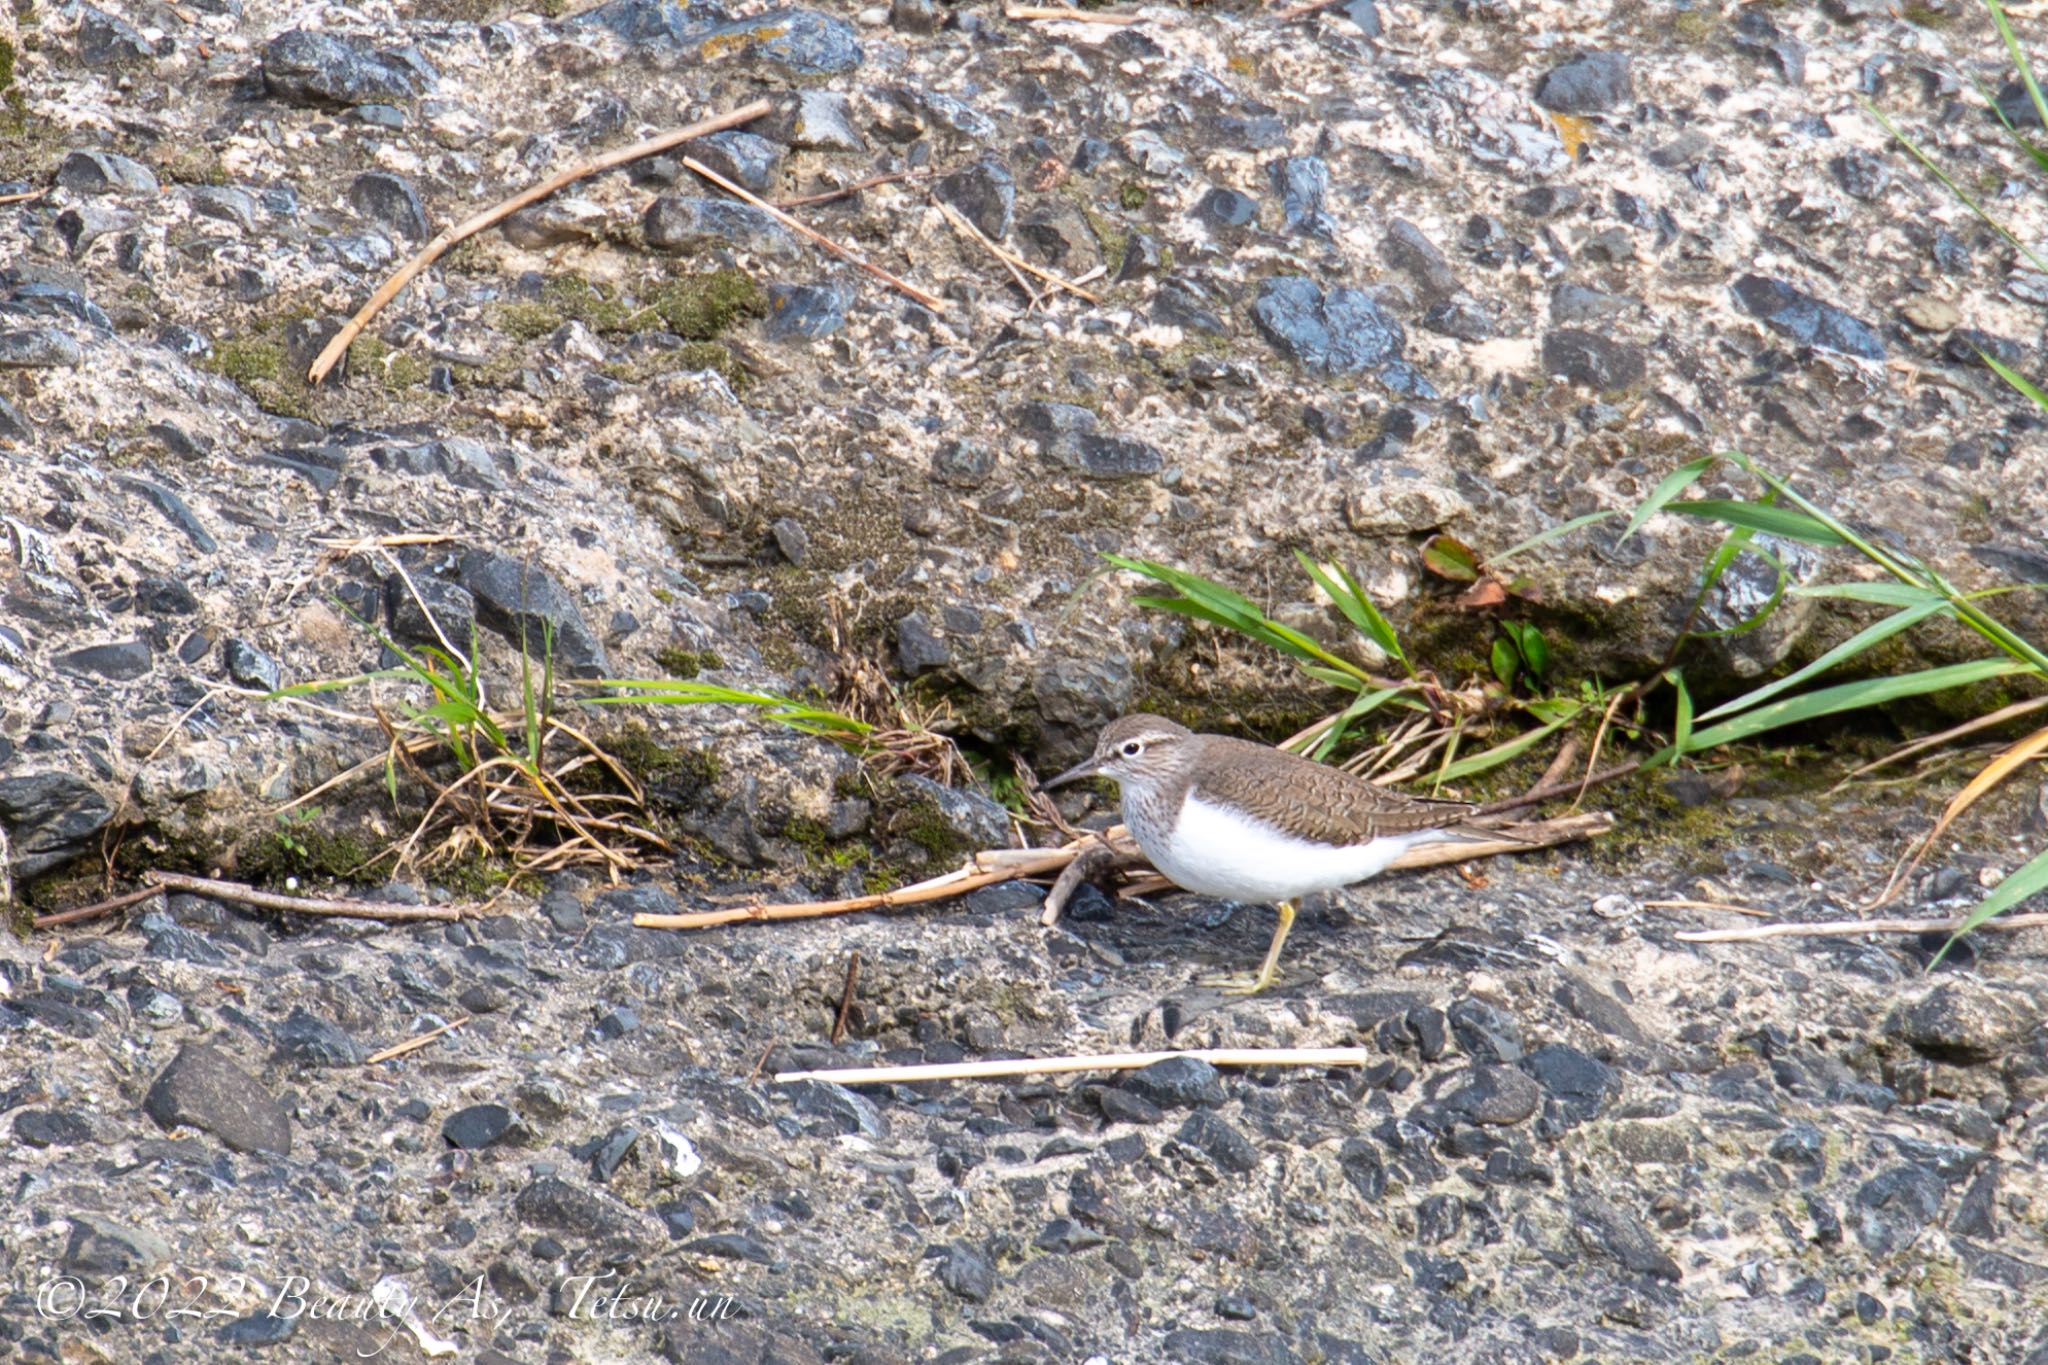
[308,100,774,384]
[32,885,165,930]
[1677,912,2048,944]
[147,871,465,922]
[634,850,1076,928]
[831,952,861,1044]
[777,1047,1374,1086]
[366,1016,473,1065]
[1476,759,1643,817]
[1641,898,1771,919]
[776,170,926,210]
[1838,695,2048,782]
[0,189,44,206]
[1004,5,1143,22]
[932,199,1102,304]
[681,155,946,311]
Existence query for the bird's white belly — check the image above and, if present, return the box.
[1134,791,1441,903]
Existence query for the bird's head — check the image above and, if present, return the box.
[1044,714,1194,793]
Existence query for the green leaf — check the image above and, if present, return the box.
[1666,499,1849,546]
[1490,637,1519,689]
[1694,599,1954,722]
[1648,657,2036,763]
[1935,840,2048,964]
[1790,582,1950,608]
[1492,510,1620,566]
[1985,0,2048,159]
[1979,347,2048,417]
[1436,710,1575,782]
[1294,551,1405,665]
[1504,621,1549,679]
[1421,535,1480,582]
[1619,454,1717,544]
[1671,669,1693,757]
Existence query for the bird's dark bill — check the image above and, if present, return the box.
[1043,759,1102,789]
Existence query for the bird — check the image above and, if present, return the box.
[1044,713,1514,995]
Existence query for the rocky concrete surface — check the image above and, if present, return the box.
[4,0,2048,1359]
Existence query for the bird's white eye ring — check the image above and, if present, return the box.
[1121,740,1142,756]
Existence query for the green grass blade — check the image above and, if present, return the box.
[1334,560,1409,670]
[1671,669,1693,757]
[1979,347,2048,415]
[1493,510,1620,565]
[1864,97,2048,277]
[1935,840,2048,964]
[1790,582,1950,608]
[1693,600,1954,722]
[1678,657,2034,753]
[266,668,410,700]
[1294,550,1403,662]
[1985,0,2048,149]
[1619,455,1717,544]
[1667,499,1849,546]
[1435,711,1574,782]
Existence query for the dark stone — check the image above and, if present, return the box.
[0,772,115,878]
[1381,219,1459,301]
[1951,1163,1999,1238]
[77,6,157,65]
[571,0,700,46]
[1434,1065,1540,1126]
[144,1042,293,1156]
[643,196,799,259]
[455,547,610,677]
[1013,400,1163,480]
[384,572,477,648]
[513,1175,660,1246]
[1830,150,1891,201]
[1251,276,1405,378]
[262,30,428,108]
[1886,982,2018,1064]
[1520,1044,1617,1124]
[937,1241,994,1302]
[1421,296,1494,341]
[54,150,158,196]
[1554,974,1647,1043]
[781,1079,888,1139]
[683,130,785,194]
[1571,1195,1680,1280]
[1534,51,1632,113]
[133,574,200,617]
[14,1108,92,1147]
[1341,0,1380,37]
[1542,329,1646,390]
[896,611,951,675]
[217,1312,299,1347]
[1034,1218,1107,1253]
[443,1103,520,1150]
[1192,187,1259,232]
[0,327,84,368]
[62,1216,171,1274]
[937,157,1016,240]
[55,639,153,680]
[117,476,217,553]
[1854,1165,1945,1258]
[1177,1110,1260,1174]
[349,171,430,241]
[690,9,862,75]
[1731,274,1885,360]
[221,637,282,692]
[1119,1055,1225,1109]
[1515,185,1583,217]
[931,438,995,488]
[272,1007,365,1067]
[1116,230,1164,282]
[1098,1087,1163,1125]
[762,283,851,341]
[891,0,943,33]
[1551,282,1634,324]
[9,282,114,331]
[1447,997,1524,1063]
[1271,156,1331,237]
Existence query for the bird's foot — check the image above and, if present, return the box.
[1198,965,1282,997]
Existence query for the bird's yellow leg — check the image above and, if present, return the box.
[1200,900,1296,996]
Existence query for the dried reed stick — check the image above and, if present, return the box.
[1677,913,2048,944]
[148,871,464,922]
[307,100,773,384]
[681,155,946,311]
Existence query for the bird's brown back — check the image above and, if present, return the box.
[1185,734,1493,846]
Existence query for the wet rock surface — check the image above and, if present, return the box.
[5,0,2048,1359]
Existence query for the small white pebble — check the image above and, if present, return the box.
[1590,893,1635,920]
